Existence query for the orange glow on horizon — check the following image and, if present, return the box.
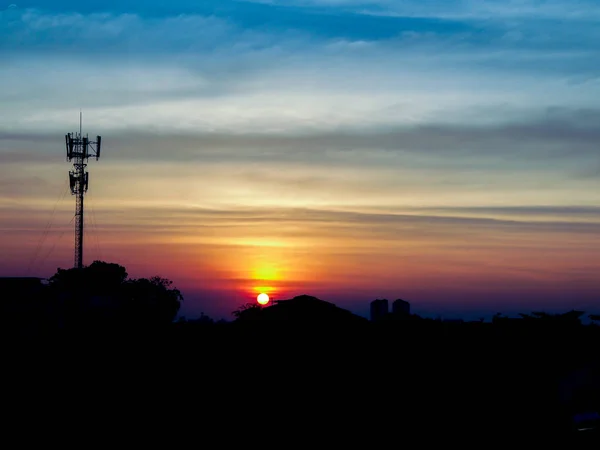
[248,262,283,301]
[253,285,276,293]
[252,265,280,281]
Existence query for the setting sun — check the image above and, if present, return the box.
[257,293,270,306]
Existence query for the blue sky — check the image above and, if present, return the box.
[2,0,599,133]
[1,1,600,320]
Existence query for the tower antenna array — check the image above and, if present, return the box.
[65,114,102,269]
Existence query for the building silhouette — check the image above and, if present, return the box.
[392,299,410,316]
[370,299,389,321]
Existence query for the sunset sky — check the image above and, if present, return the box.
[1,0,600,320]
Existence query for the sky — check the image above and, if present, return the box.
[1,0,600,321]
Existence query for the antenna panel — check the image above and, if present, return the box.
[67,134,75,160]
[96,136,101,160]
[69,171,76,193]
[82,137,89,158]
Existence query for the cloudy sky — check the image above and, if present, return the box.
[1,0,600,320]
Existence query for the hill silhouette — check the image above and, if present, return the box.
[233,294,368,323]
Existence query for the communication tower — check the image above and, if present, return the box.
[65,113,102,269]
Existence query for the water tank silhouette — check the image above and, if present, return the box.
[370,299,389,321]
[392,299,410,316]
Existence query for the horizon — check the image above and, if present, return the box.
[1,1,600,321]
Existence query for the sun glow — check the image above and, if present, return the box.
[253,265,279,281]
[257,293,270,305]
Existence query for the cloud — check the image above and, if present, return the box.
[3,202,600,295]
[2,105,600,213]
[242,0,600,20]
[4,107,599,163]
[6,204,600,300]
[8,203,600,237]
[407,205,600,219]
[0,8,236,54]
[1,6,599,138]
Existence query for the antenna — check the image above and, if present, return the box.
[65,113,102,269]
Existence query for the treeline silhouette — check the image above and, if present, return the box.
[1,260,181,334]
[1,260,599,441]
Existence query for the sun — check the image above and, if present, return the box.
[257,293,270,306]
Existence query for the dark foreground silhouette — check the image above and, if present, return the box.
[1,261,599,443]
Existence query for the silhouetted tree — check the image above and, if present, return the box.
[121,276,183,325]
[519,310,584,324]
[49,261,128,295]
[48,261,182,327]
[232,303,263,321]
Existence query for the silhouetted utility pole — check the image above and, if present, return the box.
[65,112,102,269]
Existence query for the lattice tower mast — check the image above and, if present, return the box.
[65,113,102,269]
